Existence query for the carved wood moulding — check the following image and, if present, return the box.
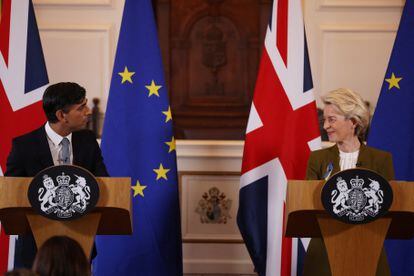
[157,0,271,139]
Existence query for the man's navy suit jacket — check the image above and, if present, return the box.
[6,126,108,177]
[5,125,109,268]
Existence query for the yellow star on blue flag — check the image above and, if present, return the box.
[118,66,135,84]
[145,80,162,97]
[385,73,402,90]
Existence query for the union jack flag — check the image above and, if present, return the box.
[0,0,48,272]
[237,1,320,275]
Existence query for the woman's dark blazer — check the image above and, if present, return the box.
[306,143,394,181]
[303,143,395,276]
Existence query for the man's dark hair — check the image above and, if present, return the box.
[43,82,86,123]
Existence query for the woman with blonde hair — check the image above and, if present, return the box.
[303,88,394,276]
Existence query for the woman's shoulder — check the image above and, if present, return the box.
[309,144,337,158]
[363,145,392,158]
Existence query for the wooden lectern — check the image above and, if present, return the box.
[0,177,132,258]
[285,180,414,276]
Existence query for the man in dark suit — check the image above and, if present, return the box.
[5,82,108,268]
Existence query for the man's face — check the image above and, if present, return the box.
[62,98,91,132]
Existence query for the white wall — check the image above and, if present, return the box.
[304,0,404,109]
[34,0,125,113]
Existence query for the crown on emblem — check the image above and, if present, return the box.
[336,177,347,186]
[56,173,70,186]
[350,176,364,189]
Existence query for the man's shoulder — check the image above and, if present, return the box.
[13,126,45,145]
[72,129,98,141]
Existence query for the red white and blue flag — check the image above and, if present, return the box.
[237,1,320,275]
[0,0,48,272]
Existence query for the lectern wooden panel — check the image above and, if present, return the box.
[285,180,414,276]
[26,213,102,258]
[285,180,414,238]
[0,177,132,257]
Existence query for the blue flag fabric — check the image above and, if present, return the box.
[93,0,183,275]
[368,1,414,275]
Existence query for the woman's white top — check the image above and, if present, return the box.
[339,149,359,171]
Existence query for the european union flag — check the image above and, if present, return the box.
[368,1,414,275]
[93,0,183,275]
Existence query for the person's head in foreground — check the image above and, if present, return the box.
[32,235,90,276]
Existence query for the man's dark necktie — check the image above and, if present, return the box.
[60,137,71,165]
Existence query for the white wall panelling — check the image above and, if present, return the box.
[177,140,243,172]
[304,0,403,109]
[176,141,255,274]
[182,251,255,274]
[318,0,404,9]
[319,24,397,108]
[39,24,113,111]
[34,0,124,112]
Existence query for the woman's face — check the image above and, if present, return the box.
[323,104,356,143]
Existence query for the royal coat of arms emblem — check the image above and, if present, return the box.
[29,165,99,220]
[321,169,393,224]
[195,187,232,224]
